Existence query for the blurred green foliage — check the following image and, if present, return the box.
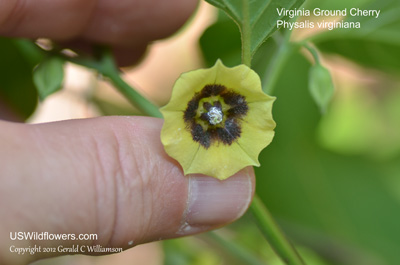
[256,50,397,265]
[312,0,400,73]
[33,56,65,101]
[308,62,334,113]
[0,38,42,120]
[200,11,242,67]
[164,217,333,265]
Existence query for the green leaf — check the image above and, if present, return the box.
[0,38,42,120]
[205,0,305,62]
[33,56,65,101]
[304,0,373,11]
[312,0,400,73]
[308,64,334,113]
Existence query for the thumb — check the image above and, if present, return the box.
[0,117,255,264]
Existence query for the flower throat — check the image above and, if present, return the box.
[183,84,248,148]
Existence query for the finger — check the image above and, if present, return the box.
[0,0,198,45]
[0,0,198,65]
[0,117,254,264]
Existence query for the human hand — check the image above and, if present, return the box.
[0,1,255,264]
[0,0,196,65]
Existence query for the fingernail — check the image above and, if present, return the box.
[178,168,253,235]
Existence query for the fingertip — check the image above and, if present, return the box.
[178,167,255,236]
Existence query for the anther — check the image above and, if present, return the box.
[207,107,223,125]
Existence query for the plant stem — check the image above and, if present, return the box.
[241,0,252,67]
[104,71,162,118]
[250,195,305,265]
[205,232,266,265]
[302,43,320,64]
[263,31,293,95]
[61,46,162,118]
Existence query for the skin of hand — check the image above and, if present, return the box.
[0,1,256,264]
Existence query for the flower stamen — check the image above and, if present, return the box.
[207,106,223,125]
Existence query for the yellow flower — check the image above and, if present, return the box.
[160,60,276,180]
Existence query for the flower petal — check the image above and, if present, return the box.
[237,99,276,164]
[186,142,257,180]
[161,110,199,170]
[161,66,217,113]
[213,60,267,104]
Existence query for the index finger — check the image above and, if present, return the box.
[0,0,198,45]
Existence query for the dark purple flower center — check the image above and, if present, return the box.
[183,84,248,149]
